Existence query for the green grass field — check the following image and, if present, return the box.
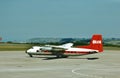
[0,43,32,51]
[104,47,120,50]
[0,43,120,51]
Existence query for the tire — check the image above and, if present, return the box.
[56,53,63,58]
[28,54,33,57]
[56,54,68,58]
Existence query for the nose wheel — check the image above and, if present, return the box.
[28,54,33,57]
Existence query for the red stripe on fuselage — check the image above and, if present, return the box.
[42,51,95,55]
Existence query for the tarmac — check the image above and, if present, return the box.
[0,50,120,78]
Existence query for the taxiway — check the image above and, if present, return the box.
[0,50,120,78]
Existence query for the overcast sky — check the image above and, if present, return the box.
[0,0,120,41]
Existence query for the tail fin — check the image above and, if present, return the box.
[78,34,103,52]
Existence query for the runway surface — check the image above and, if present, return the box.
[0,50,120,78]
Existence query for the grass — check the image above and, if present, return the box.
[0,43,120,51]
[0,43,32,51]
[104,46,120,50]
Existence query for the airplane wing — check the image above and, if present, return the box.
[60,43,73,49]
[40,46,66,52]
[44,43,73,50]
[51,43,73,49]
[49,43,73,52]
[50,47,66,52]
[50,47,67,58]
[40,43,74,57]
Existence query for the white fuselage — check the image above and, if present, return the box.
[26,46,98,56]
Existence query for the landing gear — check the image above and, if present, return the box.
[28,54,33,57]
[56,53,68,58]
[56,54,63,58]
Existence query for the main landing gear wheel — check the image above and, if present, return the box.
[56,54,63,58]
[56,54,68,58]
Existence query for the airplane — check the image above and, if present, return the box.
[26,34,103,58]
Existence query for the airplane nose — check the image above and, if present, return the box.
[25,50,29,53]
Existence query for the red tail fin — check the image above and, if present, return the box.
[78,34,103,52]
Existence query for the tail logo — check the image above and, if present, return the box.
[92,40,101,44]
